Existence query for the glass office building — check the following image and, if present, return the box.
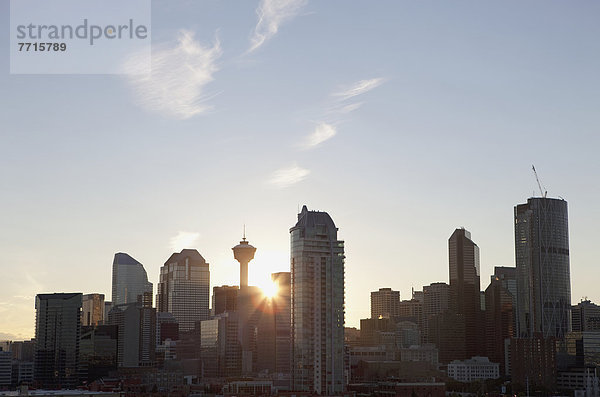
[515,197,571,339]
[111,252,153,306]
[34,293,82,388]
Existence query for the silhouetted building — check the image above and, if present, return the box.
[112,252,153,306]
[428,311,466,364]
[272,272,291,376]
[291,206,345,394]
[79,325,118,383]
[0,349,11,388]
[422,282,449,343]
[485,266,516,375]
[213,285,238,316]
[515,197,571,339]
[572,300,600,332]
[449,228,483,358]
[359,318,394,347]
[82,293,105,326]
[157,249,210,331]
[156,312,179,345]
[34,293,82,389]
[371,288,400,319]
[398,299,423,332]
[510,334,557,391]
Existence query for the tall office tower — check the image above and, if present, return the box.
[112,252,153,306]
[233,234,257,289]
[272,272,291,376]
[290,205,345,394]
[213,285,239,316]
[572,300,600,332]
[82,293,105,326]
[484,266,517,375]
[515,197,571,339]
[370,288,401,319]
[449,228,483,358]
[34,293,82,389]
[157,249,210,331]
[422,282,449,342]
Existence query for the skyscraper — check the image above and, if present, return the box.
[449,228,483,358]
[111,252,153,306]
[34,293,82,389]
[291,205,345,394]
[370,288,400,319]
[515,197,571,339]
[157,249,210,331]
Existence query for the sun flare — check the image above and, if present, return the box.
[260,280,279,299]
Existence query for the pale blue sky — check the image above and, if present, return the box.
[1,1,599,339]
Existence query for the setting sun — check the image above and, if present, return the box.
[259,280,279,299]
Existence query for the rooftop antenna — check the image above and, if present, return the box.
[532,165,547,198]
[243,224,246,241]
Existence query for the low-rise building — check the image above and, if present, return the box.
[447,356,499,382]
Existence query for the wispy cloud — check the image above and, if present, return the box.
[267,164,310,188]
[169,231,200,251]
[123,30,222,119]
[333,78,385,101]
[248,0,307,53]
[303,122,337,149]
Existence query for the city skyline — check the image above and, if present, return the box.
[2,1,600,340]
[0,194,597,340]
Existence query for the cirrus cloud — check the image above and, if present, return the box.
[248,0,308,53]
[123,30,222,119]
[267,164,310,188]
[303,122,337,149]
[333,78,385,101]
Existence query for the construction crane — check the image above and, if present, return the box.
[532,165,547,198]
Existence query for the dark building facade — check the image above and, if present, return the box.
[484,266,516,375]
[510,334,557,391]
[515,197,571,339]
[448,228,483,358]
[34,293,82,389]
[213,285,238,316]
[272,272,291,377]
[79,325,118,383]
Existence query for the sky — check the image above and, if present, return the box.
[1,0,599,340]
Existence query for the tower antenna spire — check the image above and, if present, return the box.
[243,224,246,240]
